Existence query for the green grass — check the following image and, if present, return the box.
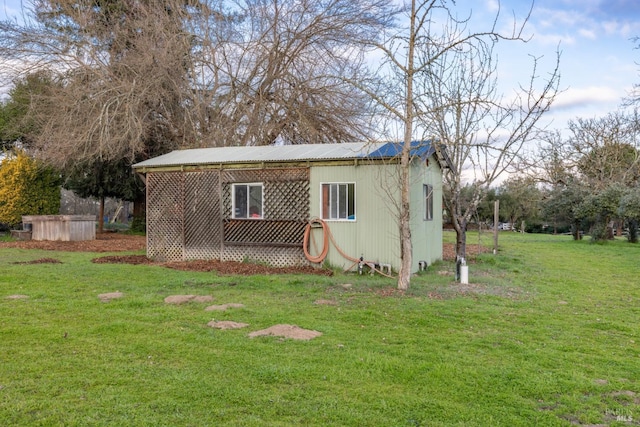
[1,233,639,426]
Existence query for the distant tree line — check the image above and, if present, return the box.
[457,110,640,244]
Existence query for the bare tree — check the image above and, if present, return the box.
[420,31,560,261]
[1,0,392,223]
[1,0,392,159]
[0,0,198,166]
[191,0,391,146]
[355,0,559,288]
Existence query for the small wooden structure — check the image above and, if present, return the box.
[22,215,96,241]
[134,142,446,271]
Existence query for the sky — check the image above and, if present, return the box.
[1,0,640,134]
[458,0,640,132]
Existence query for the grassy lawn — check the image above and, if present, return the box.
[1,232,639,426]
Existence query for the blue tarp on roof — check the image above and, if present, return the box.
[364,140,434,160]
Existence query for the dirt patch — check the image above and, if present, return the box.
[6,294,29,300]
[207,320,249,330]
[98,292,124,302]
[248,324,322,340]
[164,295,214,304]
[205,303,245,311]
[442,242,490,261]
[3,232,333,275]
[92,255,153,265]
[12,258,62,265]
[373,287,406,297]
[0,232,145,252]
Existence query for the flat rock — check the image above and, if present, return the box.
[248,324,322,341]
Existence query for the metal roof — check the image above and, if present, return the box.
[133,141,435,169]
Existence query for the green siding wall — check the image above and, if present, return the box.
[409,159,443,270]
[309,158,442,273]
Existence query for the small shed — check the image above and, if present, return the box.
[133,142,444,272]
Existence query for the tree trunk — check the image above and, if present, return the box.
[133,196,145,219]
[455,218,467,262]
[572,220,582,240]
[629,219,638,243]
[398,150,412,290]
[131,193,146,233]
[397,0,417,291]
[98,196,105,234]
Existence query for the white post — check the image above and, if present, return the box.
[460,265,469,284]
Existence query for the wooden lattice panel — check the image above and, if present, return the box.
[223,220,306,246]
[184,170,222,260]
[147,172,184,262]
[221,246,309,268]
[264,180,310,220]
[222,168,308,184]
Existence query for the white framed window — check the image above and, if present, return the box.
[424,184,433,221]
[321,183,355,221]
[232,183,263,219]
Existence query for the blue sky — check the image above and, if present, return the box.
[2,0,640,133]
[462,0,640,131]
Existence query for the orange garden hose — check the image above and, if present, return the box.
[303,218,395,278]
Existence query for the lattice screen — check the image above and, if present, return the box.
[146,172,184,262]
[184,170,222,260]
[222,246,309,266]
[146,167,311,266]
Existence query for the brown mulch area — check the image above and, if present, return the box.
[0,232,146,252]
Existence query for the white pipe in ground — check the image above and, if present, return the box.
[460,265,469,284]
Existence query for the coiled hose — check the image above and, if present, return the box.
[303,218,394,278]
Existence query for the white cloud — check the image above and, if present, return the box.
[550,86,621,111]
[484,0,500,13]
[578,28,597,39]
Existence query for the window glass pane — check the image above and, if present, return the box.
[249,185,263,218]
[338,184,347,219]
[424,184,433,221]
[322,183,356,220]
[330,184,338,219]
[234,185,248,218]
[347,183,355,220]
[322,184,330,219]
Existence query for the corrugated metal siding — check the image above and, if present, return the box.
[409,160,443,269]
[310,163,402,271]
[309,159,443,273]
